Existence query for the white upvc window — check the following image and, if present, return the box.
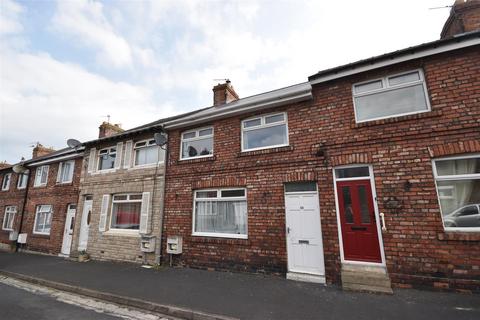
[57,160,74,184]
[33,205,53,235]
[2,206,16,231]
[34,165,49,187]
[17,172,29,189]
[97,147,116,171]
[352,69,430,123]
[1,173,11,191]
[241,112,289,152]
[134,139,163,166]
[180,127,214,160]
[110,194,142,230]
[432,154,480,231]
[193,188,248,239]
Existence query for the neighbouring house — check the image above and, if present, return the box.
[16,144,84,256]
[0,162,28,251]
[160,5,480,292]
[70,121,168,263]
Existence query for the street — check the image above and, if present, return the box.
[0,277,175,320]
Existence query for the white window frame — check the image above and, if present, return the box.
[17,171,28,189]
[33,205,53,235]
[180,126,214,160]
[109,193,143,233]
[432,154,480,232]
[97,146,117,171]
[432,153,480,232]
[1,173,11,191]
[192,188,248,239]
[133,139,163,168]
[57,160,75,184]
[241,112,289,152]
[34,165,49,187]
[2,206,16,231]
[352,69,431,123]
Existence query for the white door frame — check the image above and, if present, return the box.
[60,204,76,256]
[332,164,386,266]
[284,184,326,283]
[78,196,93,251]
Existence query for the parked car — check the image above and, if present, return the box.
[443,204,480,228]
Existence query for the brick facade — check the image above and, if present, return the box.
[70,132,166,264]
[20,158,82,255]
[0,167,27,251]
[162,46,480,291]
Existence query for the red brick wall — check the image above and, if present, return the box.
[163,45,480,291]
[0,169,27,249]
[20,158,82,255]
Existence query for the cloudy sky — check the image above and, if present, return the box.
[0,0,451,163]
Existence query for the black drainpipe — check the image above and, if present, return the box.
[16,167,31,252]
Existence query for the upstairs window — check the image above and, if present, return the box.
[134,139,163,166]
[352,70,430,123]
[17,172,28,189]
[181,127,214,160]
[57,160,74,184]
[34,165,49,187]
[1,173,11,191]
[110,194,142,230]
[433,155,480,231]
[2,206,16,231]
[242,112,288,151]
[33,205,53,235]
[98,147,116,171]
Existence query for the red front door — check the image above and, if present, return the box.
[336,179,382,263]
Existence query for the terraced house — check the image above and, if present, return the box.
[0,144,83,256]
[70,121,169,264]
[160,7,480,292]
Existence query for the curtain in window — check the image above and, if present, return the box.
[111,202,140,229]
[195,200,247,235]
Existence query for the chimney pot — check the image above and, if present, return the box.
[99,121,124,138]
[441,0,480,39]
[212,81,239,107]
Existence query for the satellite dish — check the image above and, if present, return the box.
[12,164,27,174]
[154,132,167,146]
[67,138,82,149]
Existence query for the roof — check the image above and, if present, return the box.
[308,30,480,84]
[23,146,84,167]
[162,82,312,129]
[82,107,210,146]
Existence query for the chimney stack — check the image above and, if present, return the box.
[99,122,124,138]
[441,0,480,39]
[32,143,55,159]
[212,80,239,107]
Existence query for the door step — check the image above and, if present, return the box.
[287,272,326,284]
[341,264,393,294]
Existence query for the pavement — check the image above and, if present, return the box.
[0,251,479,320]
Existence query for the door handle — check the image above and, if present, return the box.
[299,240,309,244]
[287,227,291,234]
[380,212,387,231]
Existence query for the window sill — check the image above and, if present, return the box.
[33,185,47,188]
[103,230,140,237]
[190,235,250,246]
[31,233,50,239]
[437,232,480,241]
[55,181,73,186]
[128,163,164,170]
[237,145,294,157]
[2,228,13,232]
[352,110,442,128]
[176,156,216,165]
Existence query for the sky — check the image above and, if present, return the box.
[0,0,452,164]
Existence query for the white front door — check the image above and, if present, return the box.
[78,197,93,251]
[60,204,76,256]
[285,185,325,283]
